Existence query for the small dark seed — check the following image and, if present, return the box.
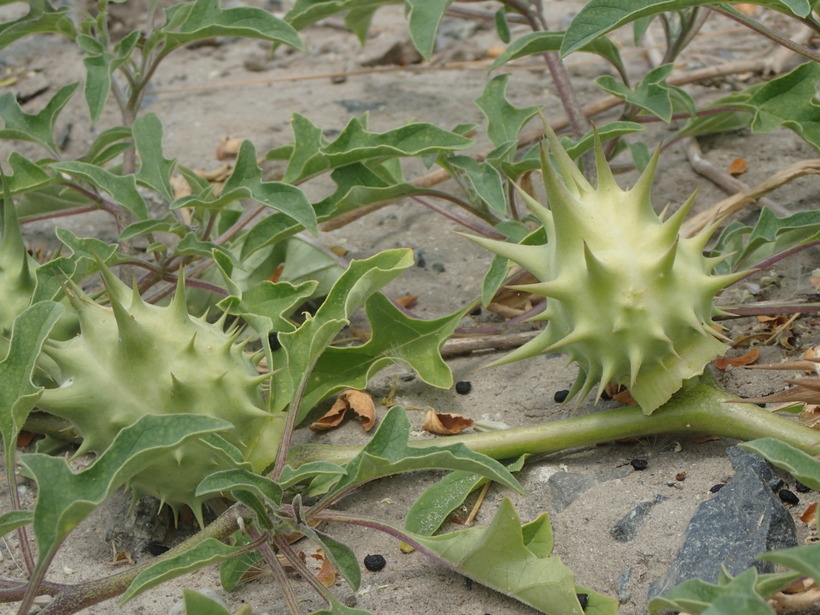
[414,249,426,268]
[576,593,589,609]
[675,472,687,482]
[147,541,170,556]
[630,459,648,471]
[431,262,446,273]
[795,481,811,493]
[710,483,725,493]
[268,331,281,351]
[554,389,569,403]
[363,554,386,571]
[469,306,482,317]
[779,489,800,505]
[455,381,472,395]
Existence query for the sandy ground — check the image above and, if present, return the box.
[0,1,818,614]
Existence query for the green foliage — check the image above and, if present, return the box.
[0,0,818,613]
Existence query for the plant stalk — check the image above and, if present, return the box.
[287,377,819,467]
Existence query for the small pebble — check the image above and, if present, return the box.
[710,484,725,493]
[675,472,687,481]
[431,262,446,273]
[455,381,472,395]
[630,459,648,471]
[414,249,426,268]
[554,389,569,403]
[363,554,386,571]
[779,489,800,505]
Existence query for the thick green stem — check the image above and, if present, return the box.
[287,378,819,467]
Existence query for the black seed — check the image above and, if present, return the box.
[630,459,648,471]
[779,489,800,505]
[469,306,482,317]
[147,541,170,556]
[363,554,386,571]
[554,389,569,403]
[709,483,725,493]
[268,331,281,351]
[795,481,811,493]
[576,593,589,609]
[431,262,446,273]
[414,249,426,268]
[455,381,472,395]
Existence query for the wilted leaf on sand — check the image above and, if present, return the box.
[423,409,473,435]
[310,389,376,432]
[715,347,760,370]
[728,158,748,176]
[216,136,245,160]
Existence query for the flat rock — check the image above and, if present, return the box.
[649,448,796,599]
[610,494,667,543]
[548,471,597,512]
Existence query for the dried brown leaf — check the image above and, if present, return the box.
[800,502,817,525]
[395,294,418,308]
[728,158,748,176]
[423,409,473,435]
[216,136,246,160]
[310,389,376,432]
[715,347,760,370]
[170,175,192,199]
[311,549,338,587]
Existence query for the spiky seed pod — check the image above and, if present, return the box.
[38,268,283,522]
[465,129,742,414]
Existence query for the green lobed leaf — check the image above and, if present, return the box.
[330,407,522,495]
[83,54,113,124]
[196,468,283,506]
[738,438,820,490]
[55,226,119,264]
[404,455,527,536]
[51,161,149,219]
[561,0,811,57]
[595,64,694,123]
[447,155,507,216]
[0,510,33,537]
[708,207,820,273]
[160,0,303,52]
[0,83,78,154]
[490,30,626,79]
[0,302,64,456]
[298,292,464,419]
[0,0,74,49]
[405,0,453,59]
[133,113,176,202]
[182,589,242,615]
[284,0,388,33]
[218,279,318,338]
[475,74,540,150]
[81,125,133,165]
[562,121,646,158]
[758,545,820,585]
[121,538,242,603]
[283,112,329,183]
[408,498,617,615]
[731,61,820,150]
[222,140,317,233]
[22,414,232,574]
[277,461,347,492]
[5,152,52,194]
[271,249,415,414]
[320,116,473,168]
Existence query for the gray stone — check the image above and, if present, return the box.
[727,445,783,491]
[548,471,597,512]
[649,452,796,600]
[610,494,667,543]
[617,567,633,603]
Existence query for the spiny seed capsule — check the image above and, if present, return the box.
[37,267,284,524]
[461,126,743,414]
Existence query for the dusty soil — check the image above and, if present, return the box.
[0,1,818,614]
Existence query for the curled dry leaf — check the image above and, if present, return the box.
[310,389,376,432]
[311,549,338,588]
[605,383,636,405]
[170,175,192,199]
[216,136,246,160]
[799,502,816,525]
[714,347,760,370]
[423,408,473,435]
[728,157,748,176]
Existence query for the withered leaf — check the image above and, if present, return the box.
[736,379,820,407]
[423,409,473,435]
[715,347,760,370]
[311,549,338,587]
[216,136,246,160]
[310,389,376,432]
[728,158,748,176]
[800,502,817,525]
